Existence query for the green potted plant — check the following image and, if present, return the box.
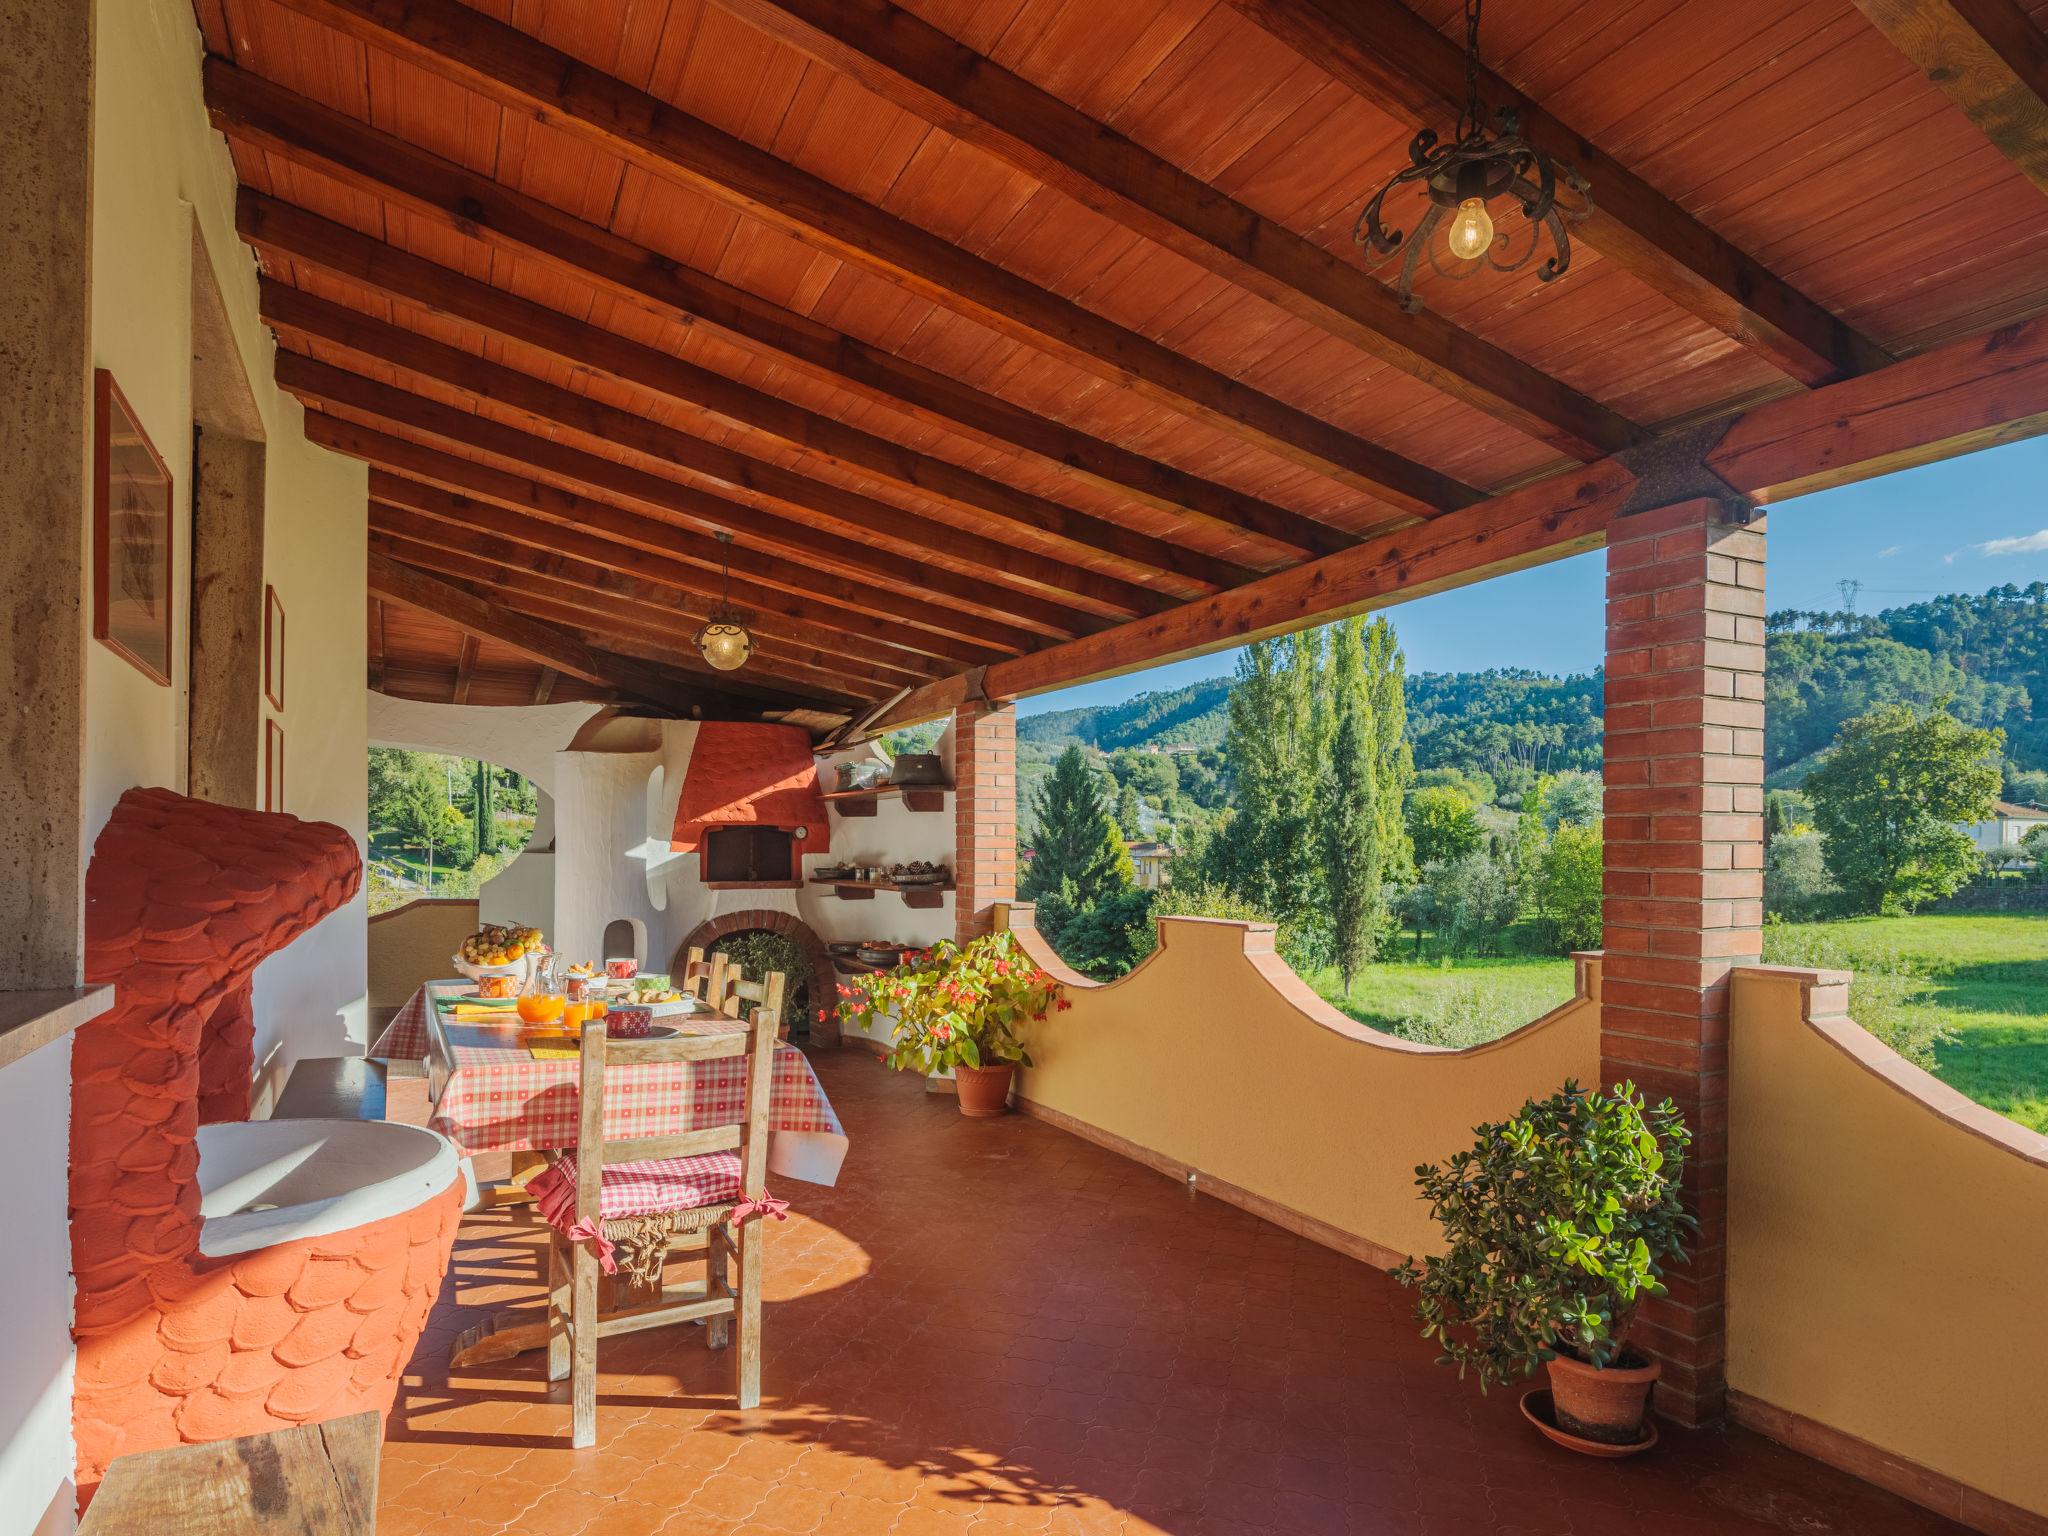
[835,930,1066,1117]
[1394,1080,1693,1453]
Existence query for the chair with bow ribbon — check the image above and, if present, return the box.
[529,970,788,1445]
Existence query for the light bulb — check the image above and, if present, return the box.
[1446,197,1494,260]
[696,622,752,672]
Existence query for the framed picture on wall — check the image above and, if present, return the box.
[264,718,285,814]
[264,585,285,711]
[92,370,174,685]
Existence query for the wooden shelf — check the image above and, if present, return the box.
[830,955,891,975]
[820,784,949,816]
[810,877,953,910]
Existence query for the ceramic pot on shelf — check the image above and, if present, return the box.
[952,1061,1015,1118]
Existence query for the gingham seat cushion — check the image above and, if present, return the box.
[528,1149,744,1235]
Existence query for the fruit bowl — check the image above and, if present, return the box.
[451,952,530,983]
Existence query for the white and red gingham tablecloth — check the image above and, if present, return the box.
[371,980,847,1186]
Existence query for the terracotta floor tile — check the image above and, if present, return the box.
[382,1052,1975,1536]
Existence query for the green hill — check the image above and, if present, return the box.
[1017,676,1232,752]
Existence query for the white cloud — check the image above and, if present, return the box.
[1973,530,2048,557]
[1944,551,1959,564]
[1876,544,1901,559]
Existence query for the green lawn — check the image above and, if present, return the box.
[1790,912,2048,1135]
[1303,911,2048,1134]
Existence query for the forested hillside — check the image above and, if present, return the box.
[1766,585,2048,777]
[1013,585,2048,837]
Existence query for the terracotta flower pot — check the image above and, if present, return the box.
[1544,1351,1661,1447]
[953,1061,1015,1118]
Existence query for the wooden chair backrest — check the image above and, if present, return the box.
[572,979,785,1221]
[678,946,727,1005]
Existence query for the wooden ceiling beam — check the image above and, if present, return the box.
[205,63,1462,529]
[263,284,1191,616]
[450,633,479,704]
[367,499,943,693]
[711,0,1640,461]
[873,311,2048,729]
[313,416,1010,667]
[368,472,955,683]
[277,354,1084,646]
[368,530,877,707]
[248,2,1534,485]
[1850,0,2048,195]
[367,552,790,716]
[532,668,556,706]
[1223,0,1894,387]
[240,191,1333,567]
[368,598,386,688]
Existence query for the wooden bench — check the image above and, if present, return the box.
[271,1057,387,1121]
[80,1410,379,1534]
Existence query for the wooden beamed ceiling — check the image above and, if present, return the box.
[196,0,2048,725]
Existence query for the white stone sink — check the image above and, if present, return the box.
[196,1117,460,1258]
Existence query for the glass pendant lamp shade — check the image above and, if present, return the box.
[696,621,753,671]
[694,531,752,672]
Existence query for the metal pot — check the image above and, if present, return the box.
[889,753,946,786]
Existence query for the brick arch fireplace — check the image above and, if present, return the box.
[673,908,839,1048]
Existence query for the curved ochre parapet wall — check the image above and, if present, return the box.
[72,788,462,1502]
[1003,907,1602,1266]
[1727,966,2048,1524]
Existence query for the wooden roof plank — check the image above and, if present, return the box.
[275,351,1094,644]
[240,193,1281,581]
[1222,0,1895,387]
[1850,0,2048,195]
[252,0,1512,493]
[305,413,1016,665]
[205,62,1433,534]
[365,487,948,688]
[367,550,797,714]
[706,0,1643,459]
[451,631,479,703]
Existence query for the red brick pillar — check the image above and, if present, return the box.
[1601,496,1766,1428]
[952,702,1017,945]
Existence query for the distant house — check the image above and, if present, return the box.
[1127,840,1179,888]
[1965,801,2048,852]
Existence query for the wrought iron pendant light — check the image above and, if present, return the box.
[1354,0,1591,314]
[694,531,753,672]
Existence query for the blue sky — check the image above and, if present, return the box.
[1017,434,2048,718]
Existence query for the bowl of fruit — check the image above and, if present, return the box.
[453,924,549,986]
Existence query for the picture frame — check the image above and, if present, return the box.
[265,718,285,814]
[264,585,285,711]
[92,370,174,686]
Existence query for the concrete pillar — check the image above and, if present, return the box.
[952,702,1016,945]
[1601,497,1767,1428]
[0,0,93,991]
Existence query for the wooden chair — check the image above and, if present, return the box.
[542,970,789,1446]
[677,945,728,1007]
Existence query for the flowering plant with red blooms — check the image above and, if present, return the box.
[836,929,1063,1075]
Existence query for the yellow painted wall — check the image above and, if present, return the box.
[1727,968,2048,1520]
[368,899,481,1011]
[1009,912,1602,1262]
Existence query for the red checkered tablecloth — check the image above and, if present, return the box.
[376,982,847,1185]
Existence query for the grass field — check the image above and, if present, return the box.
[1304,911,2048,1134]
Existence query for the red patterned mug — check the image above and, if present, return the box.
[605,1006,654,1039]
[606,958,638,980]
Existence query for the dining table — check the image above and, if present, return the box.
[369,978,849,1364]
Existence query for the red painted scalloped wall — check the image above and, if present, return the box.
[71,787,462,1503]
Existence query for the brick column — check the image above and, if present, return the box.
[1601,497,1766,1428]
[952,702,1017,945]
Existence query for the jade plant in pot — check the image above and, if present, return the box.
[1394,1079,1693,1453]
[835,930,1066,1117]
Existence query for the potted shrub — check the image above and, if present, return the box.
[835,930,1065,1117]
[1394,1080,1693,1453]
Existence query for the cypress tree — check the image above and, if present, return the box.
[1024,745,1131,907]
[1325,697,1380,994]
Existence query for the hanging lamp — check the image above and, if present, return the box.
[1353,0,1591,314]
[694,532,753,672]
